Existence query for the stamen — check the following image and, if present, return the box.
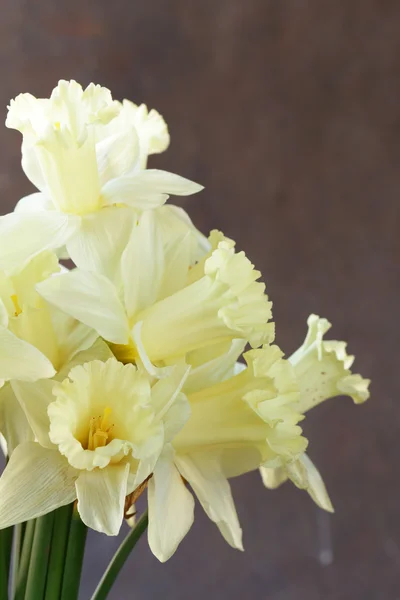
[87,407,113,450]
[10,294,22,317]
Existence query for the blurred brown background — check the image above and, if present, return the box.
[0,1,398,598]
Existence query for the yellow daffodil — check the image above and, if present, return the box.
[0,358,191,538]
[260,314,370,511]
[37,217,274,375]
[0,249,109,456]
[0,80,202,270]
[0,252,58,387]
[144,343,307,561]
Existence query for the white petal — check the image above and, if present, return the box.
[101,169,203,209]
[51,310,99,366]
[185,339,246,395]
[101,176,168,209]
[0,384,34,455]
[287,454,334,513]
[57,338,114,381]
[121,210,164,318]
[15,192,53,213]
[0,211,80,269]
[0,443,77,527]
[11,379,55,448]
[66,207,137,283]
[259,464,289,489]
[129,170,203,196]
[96,125,139,186]
[148,446,194,562]
[75,463,129,535]
[37,270,130,344]
[0,327,56,382]
[21,139,47,191]
[176,453,243,550]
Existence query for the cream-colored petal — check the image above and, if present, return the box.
[290,314,370,412]
[259,464,289,489]
[96,125,139,186]
[101,176,168,209]
[126,169,203,196]
[51,310,99,367]
[119,100,169,167]
[260,454,333,513]
[121,210,165,318]
[37,270,130,344]
[75,463,129,535]
[101,169,203,209]
[66,207,137,283]
[57,338,114,381]
[0,327,56,382]
[0,384,34,455]
[15,192,53,213]
[34,129,101,215]
[0,443,77,528]
[287,454,333,512]
[155,204,210,265]
[11,379,55,448]
[137,238,273,362]
[148,446,194,562]
[185,339,246,395]
[176,453,243,550]
[0,211,80,269]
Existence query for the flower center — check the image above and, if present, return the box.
[10,294,22,317]
[87,406,114,450]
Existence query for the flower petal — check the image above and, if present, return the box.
[147,445,194,562]
[96,125,139,186]
[101,170,203,210]
[287,454,334,512]
[260,454,333,513]
[101,176,168,209]
[0,384,34,455]
[289,314,370,412]
[15,192,53,213]
[11,379,55,448]
[0,327,56,382]
[121,210,164,318]
[127,169,203,196]
[176,453,243,550]
[37,270,130,344]
[75,463,130,535]
[66,206,137,283]
[0,443,77,528]
[0,211,80,269]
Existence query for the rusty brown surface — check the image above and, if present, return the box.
[0,1,398,598]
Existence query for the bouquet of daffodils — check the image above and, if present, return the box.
[0,80,370,599]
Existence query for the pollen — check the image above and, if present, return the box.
[10,294,22,317]
[87,406,114,451]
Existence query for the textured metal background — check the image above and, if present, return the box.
[0,2,398,598]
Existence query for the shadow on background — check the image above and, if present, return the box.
[0,2,398,599]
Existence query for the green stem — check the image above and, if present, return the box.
[45,504,74,600]
[0,525,13,598]
[25,512,55,600]
[10,522,25,598]
[13,520,35,600]
[91,510,149,600]
[60,508,87,600]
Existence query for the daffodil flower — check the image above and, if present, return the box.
[0,249,111,455]
[0,358,191,539]
[0,252,58,387]
[144,343,307,562]
[260,314,371,511]
[0,80,203,270]
[37,215,274,375]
